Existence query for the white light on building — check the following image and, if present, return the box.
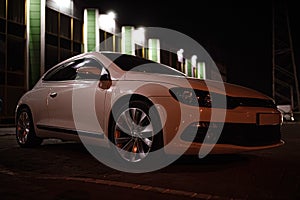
[107,11,116,19]
[133,27,145,45]
[177,49,184,63]
[191,55,197,77]
[99,13,116,34]
[53,0,71,9]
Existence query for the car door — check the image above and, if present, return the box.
[46,58,107,136]
[44,60,79,131]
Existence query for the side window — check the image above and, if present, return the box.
[43,59,84,81]
[43,58,104,81]
[75,58,104,80]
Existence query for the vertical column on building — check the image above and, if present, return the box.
[191,55,197,78]
[84,8,99,52]
[27,0,45,88]
[121,26,135,55]
[177,49,184,72]
[148,39,160,63]
[197,62,206,79]
[185,59,192,77]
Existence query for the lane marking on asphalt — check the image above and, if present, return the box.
[36,175,239,200]
[0,166,16,176]
[0,166,242,200]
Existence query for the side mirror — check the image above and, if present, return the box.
[99,73,112,89]
[76,66,101,80]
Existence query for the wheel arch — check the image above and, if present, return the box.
[15,104,38,132]
[108,94,161,141]
[15,104,32,119]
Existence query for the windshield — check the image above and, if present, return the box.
[102,52,185,77]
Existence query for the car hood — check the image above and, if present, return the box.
[186,77,271,99]
[124,72,272,100]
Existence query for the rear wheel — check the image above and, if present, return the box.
[111,100,163,163]
[16,108,42,147]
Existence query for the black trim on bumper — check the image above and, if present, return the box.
[181,122,281,147]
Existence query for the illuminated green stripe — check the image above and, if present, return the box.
[152,39,158,62]
[123,26,133,55]
[87,9,96,51]
[29,0,41,88]
[198,62,205,79]
[149,39,160,62]
[186,59,192,77]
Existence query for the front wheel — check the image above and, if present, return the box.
[16,108,42,147]
[110,100,163,163]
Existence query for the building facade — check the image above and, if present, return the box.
[0,0,226,124]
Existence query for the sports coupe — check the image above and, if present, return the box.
[15,52,284,164]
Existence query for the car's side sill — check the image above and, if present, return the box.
[36,124,104,139]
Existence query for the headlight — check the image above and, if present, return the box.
[169,87,212,107]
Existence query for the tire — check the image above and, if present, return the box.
[110,100,164,164]
[16,107,43,148]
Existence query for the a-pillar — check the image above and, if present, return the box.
[84,8,100,52]
[148,39,160,63]
[27,0,45,88]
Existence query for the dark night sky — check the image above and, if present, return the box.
[85,0,299,96]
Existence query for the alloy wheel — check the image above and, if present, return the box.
[113,107,154,162]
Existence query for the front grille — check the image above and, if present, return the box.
[227,97,276,109]
[181,122,281,147]
[193,90,276,109]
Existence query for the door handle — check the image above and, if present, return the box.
[49,92,57,98]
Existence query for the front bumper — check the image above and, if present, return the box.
[150,96,283,155]
[164,122,284,155]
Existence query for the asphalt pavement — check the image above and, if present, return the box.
[1,122,300,200]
